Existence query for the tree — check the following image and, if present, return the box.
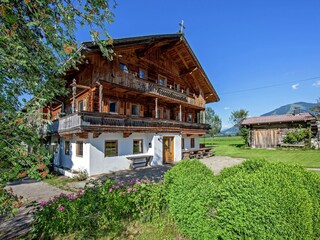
[311,98,320,119]
[229,109,249,131]
[0,0,115,183]
[204,107,222,137]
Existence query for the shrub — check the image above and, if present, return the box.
[165,159,320,239]
[164,160,217,239]
[283,127,311,144]
[32,178,165,239]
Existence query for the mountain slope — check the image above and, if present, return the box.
[261,102,317,116]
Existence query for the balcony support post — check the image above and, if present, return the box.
[98,82,103,112]
[155,98,158,118]
[72,79,77,113]
[202,110,206,124]
[179,104,182,122]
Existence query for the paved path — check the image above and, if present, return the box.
[0,181,71,240]
[0,156,245,239]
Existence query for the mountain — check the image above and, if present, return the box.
[220,102,318,136]
[261,102,317,116]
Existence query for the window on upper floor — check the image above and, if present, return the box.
[157,108,163,119]
[165,109,170,120]
[109,101,118,113]
[158,75,167,86]
[119,63,129,73]
[139,69,146,79]
[187,114,193,122]
[78,100,84,112]
[131,104,139,116]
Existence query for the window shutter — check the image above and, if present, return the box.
[139,105,144,117]
[126,102,131,115]
[119,101,124,114]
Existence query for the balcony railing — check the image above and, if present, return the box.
[48,112,210,133]
[102,73,205,108]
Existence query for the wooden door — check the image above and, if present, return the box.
[252,129,280,148]
[163,137,174,163]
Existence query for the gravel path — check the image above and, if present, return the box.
[200,156,245,174]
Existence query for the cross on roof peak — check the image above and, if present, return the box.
[178,20,186,34]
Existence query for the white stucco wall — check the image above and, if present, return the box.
[55,132,187,176]
[182,135,200,150]
[89,132,154,176]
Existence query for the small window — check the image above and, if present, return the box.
[191,138,195,148]
[76,141,83,157]
[120,63,129,73]
[157,108,163,119]
[182,138,185,149]
[165,109,170,120]
[78,100,84,112]
[109,101,117,113]
[187,114,193,122]
[105,140,118,157]
[131,104,139,116]
[139,69,146,79]
[158,75,167,86]
[65,141,70,155]
[133,139,143,154]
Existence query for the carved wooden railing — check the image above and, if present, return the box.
[102,73,205,108]
[48,112,210,133]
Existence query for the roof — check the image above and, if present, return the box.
[241,113,316,125]
[82,34,219,103]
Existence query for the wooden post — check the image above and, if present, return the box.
[97,82,103,112]
[49,102,52,120]
[155,98,158,118]
[202,110,206,124]
[72,79,77,113]
[179,104,182,122]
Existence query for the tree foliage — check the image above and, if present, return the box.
[204,107,222,137]
[229,109,249,130]
[0,0,115,183]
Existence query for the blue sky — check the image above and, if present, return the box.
[77,0,320,129]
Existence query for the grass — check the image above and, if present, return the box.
[201,136,320,168]
[43,174,77,191]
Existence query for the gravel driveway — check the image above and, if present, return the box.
[200,156,245,174]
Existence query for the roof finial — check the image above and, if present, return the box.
[178,20,185,34]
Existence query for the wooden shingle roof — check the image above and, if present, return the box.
[241,113,316,125]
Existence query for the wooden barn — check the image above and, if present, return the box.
[241,113,318,148]
[43,33,219,176]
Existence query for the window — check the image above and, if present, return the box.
[109,101,117,113]
[119,63,129,73]
[187,114,193,122]
[131,104,139,116]
[133,139,143,154]
[105,140,118,157]
[139,69,146,79]
[165,109,170,120]
[78,100,84,112]
[76,141,83,157]
[191,138,195,148]
[64,141,70,155]
[157,108,163,119]
[158,75,167,86]
[182,138,185,149]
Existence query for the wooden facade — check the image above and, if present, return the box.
[45,34,219,136]
[242,113,318,148]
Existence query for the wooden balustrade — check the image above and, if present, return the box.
[48,112,210,133]
[102,73,205,107]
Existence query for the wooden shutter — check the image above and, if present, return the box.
[126,102,131,116]
[119,101,124,115]
[139,105,144,117]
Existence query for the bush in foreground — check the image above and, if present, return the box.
[32,178,164,239]
[164,159,320,239]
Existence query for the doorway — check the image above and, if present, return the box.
[163,136,174,163]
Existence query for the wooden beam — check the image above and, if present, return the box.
[123,132,132,138]
[155,98,158,118]
[75,132,88,139]
[72,79,76,113]
[97,82,103,112]
[93,132,101,138]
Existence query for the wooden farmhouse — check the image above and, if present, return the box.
[44,33,219,176]
[241,113,318,148]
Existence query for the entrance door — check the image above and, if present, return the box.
[163,136,174,163]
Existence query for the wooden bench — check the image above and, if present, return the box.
[182,147,213,159]
[127,155,153,169]
[279,143,305,148]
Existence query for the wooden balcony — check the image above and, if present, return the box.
[102,73,205,108]
[48,112,210,134]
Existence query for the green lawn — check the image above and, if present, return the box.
[201,136,320,168]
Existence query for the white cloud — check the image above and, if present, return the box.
[312,80,320,88]
[224,107,230,110]
[291,83,299,90]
